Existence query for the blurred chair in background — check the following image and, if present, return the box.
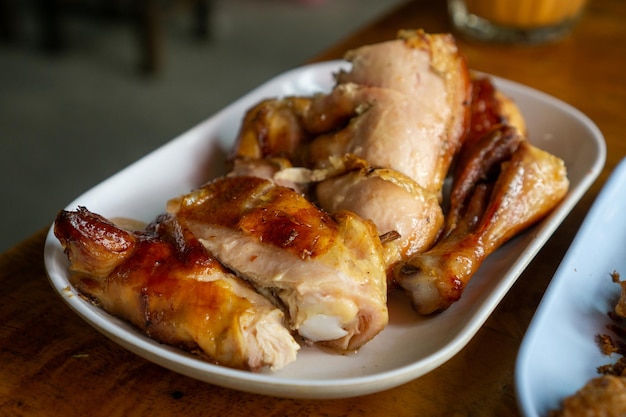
[0,0,212,74]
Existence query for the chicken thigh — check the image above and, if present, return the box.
[167,175,389,352]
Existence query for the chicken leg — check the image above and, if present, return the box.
[394,126,569,314]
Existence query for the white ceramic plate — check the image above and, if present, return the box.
[516,158,626,416]
[44,61,605,399]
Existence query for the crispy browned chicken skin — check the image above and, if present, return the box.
[168,175,389,352]
[54,207,300,371]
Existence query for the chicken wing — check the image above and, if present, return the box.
[54,207,300,371]
[232,97,315,162]
[167,175,389,352]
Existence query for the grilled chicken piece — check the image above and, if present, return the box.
[395,127,569,314]
[304,83,459,192]
[167,175,389,352]
[229,30,470,273]
[328,29,471,191]
[232,97,314,162]
[304,155,444,270]
[264,154,444,269]
[54,207,300,371]
[232,29,471,193]
[465,75,527,150]
[445,124,526,237]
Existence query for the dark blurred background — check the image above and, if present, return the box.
[0,0,406,253]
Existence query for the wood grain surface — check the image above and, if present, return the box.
[2,0,625,415]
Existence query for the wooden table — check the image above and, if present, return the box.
[2,0,625,415]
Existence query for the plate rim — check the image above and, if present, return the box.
[515,158,626,417]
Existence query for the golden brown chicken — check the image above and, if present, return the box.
[53,30,572,376]
[167,175,389,352]
[230,30,472,273]
[232,97,315,163]
[551,376,626,417]
[464,74,527,150]
[54,207,300,371]
[283,154,445,271]
[394,126,569,314]
[234,30,471,192]
[315,29,471,193]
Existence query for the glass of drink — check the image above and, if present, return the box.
[448,0,588,44]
